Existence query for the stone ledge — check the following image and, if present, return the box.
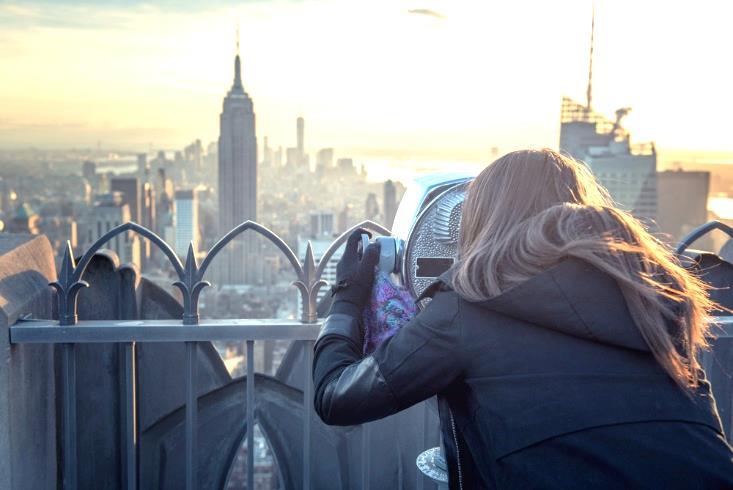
[0,233,56,326]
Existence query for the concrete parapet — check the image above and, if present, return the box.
[0,234,57,489]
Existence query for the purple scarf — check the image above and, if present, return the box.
[362,268,418,355]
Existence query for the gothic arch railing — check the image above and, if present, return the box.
[676,220,733,255]
[50,220,390,326]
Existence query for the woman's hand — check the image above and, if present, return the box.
[330,229,381,315]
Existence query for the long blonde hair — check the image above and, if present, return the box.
[453,149,715,389]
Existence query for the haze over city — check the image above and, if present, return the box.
[2,1,733,489]
[2,0,733,165]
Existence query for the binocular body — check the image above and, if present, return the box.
[362,172,475,303]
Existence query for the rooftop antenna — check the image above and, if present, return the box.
[233,21,243,89]
[586,2,595,111]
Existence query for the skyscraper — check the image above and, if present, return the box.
[217,40,258,284]
[286,117,308,168]
[110,177,141,224]
[174,189,200,257]
[297,116,305,166]
[137,153,149,181]
[383,180,397,229]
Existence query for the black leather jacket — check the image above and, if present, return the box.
[312,258,733,489]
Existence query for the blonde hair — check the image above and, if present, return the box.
[453,149,715,389]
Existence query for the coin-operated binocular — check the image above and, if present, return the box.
[359,172,475,304]
[360,172,476,487]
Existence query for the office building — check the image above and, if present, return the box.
[297,116,305,166]
[137,154,149,181]
[174,189,200,257]
[85,192,141,265]
[110,177,141,224]
[657,169,711,249]
[309,212,334,238]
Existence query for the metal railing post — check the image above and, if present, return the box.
[122,343,137,490]
[62,343,77,490]
[185,342,198,490]
[303,340,314,490]
[246,340,255,490]
[361,423,371,490]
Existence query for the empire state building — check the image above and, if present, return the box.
[217,47,257,285]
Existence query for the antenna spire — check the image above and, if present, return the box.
[586,3,595,111]
[236,22,240,56]
[233,23,243,90]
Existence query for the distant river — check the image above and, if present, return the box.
[95,163,137,175]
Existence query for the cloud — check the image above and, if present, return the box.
[407,8,445,19]
[0,3,148,30]
[0,1,312,31]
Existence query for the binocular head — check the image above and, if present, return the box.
[359,172,474,304]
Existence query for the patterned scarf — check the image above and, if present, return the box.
[362,267,418,355]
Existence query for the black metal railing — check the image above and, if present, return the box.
[10,218,733,489]
[10,219,390,490]
[676,220,733,255]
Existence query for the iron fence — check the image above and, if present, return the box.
[9,219,390,490]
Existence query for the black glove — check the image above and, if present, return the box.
[330,229,381,317]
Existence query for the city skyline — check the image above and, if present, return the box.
[2,0,733,162]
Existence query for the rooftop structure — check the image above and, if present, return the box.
[0,188,731,490]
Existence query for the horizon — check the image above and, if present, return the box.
[2,0,733,161]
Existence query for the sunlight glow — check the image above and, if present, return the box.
[1,0,732,161]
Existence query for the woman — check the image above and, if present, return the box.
[312,149,733,489]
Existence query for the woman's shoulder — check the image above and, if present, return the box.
[416,288,462,327]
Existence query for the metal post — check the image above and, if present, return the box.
[122,343,137,490]
[361,424,371,490]
[303,340,314,490]
[62,343,77,490]
[246,340,255,490]
[185,342,198,490]
[417,402,429,490]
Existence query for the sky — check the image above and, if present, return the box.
[1,0,732,163]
